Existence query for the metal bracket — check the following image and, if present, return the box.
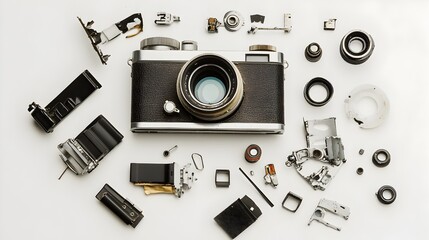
[263,164,278,187]
[96,184,144,228]
[28,70,101,133]
[286,118,346,190]
[248,13,292,34]
[282,191,303,212]
[78,13,143,64]
[308,199,350,231]
[324,19,337,30]
[215,169,230,187]
[154,12,180,25]
[57,115,123,179]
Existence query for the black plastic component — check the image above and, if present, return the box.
[282,191,303,212]
[96,184,144,228]
[356,167,364,175]
[305,42,322,62]
[250,14,265,23]
[215,169,230,187]
[303,77,334,107]
[340,30,375,65]
[28,70,101,133]
[75,115,124,161]
[214,195,262,239]
[376,185,396,204]
[372,149,391,167]
[130,163,175,184]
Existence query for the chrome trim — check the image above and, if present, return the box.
[131,122,284,134]
[132,50,284,63]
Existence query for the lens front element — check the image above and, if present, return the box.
[177,54,244,121]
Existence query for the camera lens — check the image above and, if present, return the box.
[177,54,244,121]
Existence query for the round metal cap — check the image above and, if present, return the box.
[140,37,181,50]
[249,44,277,52]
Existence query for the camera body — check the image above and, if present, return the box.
[130,38,285,134]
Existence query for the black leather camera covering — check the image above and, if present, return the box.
[131,61,284,124]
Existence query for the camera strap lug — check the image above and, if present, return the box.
[57,115,123,179]
[28,70,101,133]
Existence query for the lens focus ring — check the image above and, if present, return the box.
[340,30,375,64]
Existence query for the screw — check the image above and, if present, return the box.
[163,145,178,157]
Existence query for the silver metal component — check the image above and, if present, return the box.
[249,45,276,52]
[263,164,278,187]
[359,149,365,155]
[163,145,178,157]
[58,139,98,176]
[250,170,254,176]
[223,11,244,31]
[154,12,180,25]
[340,30,375,64]
[132,49,284,64]
[286,118,346,190]
[324,19,337,30]
[308,199,350,231]
[191,153,204,170]
[174,163,195,198]
[140,37,181,50]
[181,41,198,51]
[247,13,292,34]
[131,122,284,134]
[163,100,180,114]
[345,84,389,129]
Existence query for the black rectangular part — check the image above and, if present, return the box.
[215,169,230,187]
[75,115,123,161]
[130,163,175,184]
[96,184,143,228]
[214,195,262,239]
[29,70,101,133]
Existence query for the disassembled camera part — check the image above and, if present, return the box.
[215,169,230,187]
[308,199,350,231]
[163,100,180,114]
[163,145,178,157]
[359,149,365,155]
[57,115,124,179]
[372,149,391,167]
[154,12,180,25]
[207,17,222,33]
[214,195,262,239]
[96,184,143,228]
[250,14,265,23]
[191,153,204,170]
[130,162,195,198]
[356,167,364,175]
[303,77,334,107]
[245,144,262,163]
[239,168,274,207]
[78,14,143,64]
[286,118,346,191]
[345,84,389,128]
[376,185,397,204]
[282,191,303,212]
[248,13,292,34]
[340,30,375,64]
[324,19,337,30]
[28,70,101,133]
[264,164,278,187]
[305,42,322,62]
[223,11,244,31]
[250,170,255,176]
[131,37,285,134]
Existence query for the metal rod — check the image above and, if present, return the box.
[239,167,274,207]
[58,167,68,180]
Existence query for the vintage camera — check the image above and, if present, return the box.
[130,37,285,134]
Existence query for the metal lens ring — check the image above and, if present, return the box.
[177,54,244,121]
[305,42,322,62]
[372,149,391,167]
[376,185,396,204]
[340,30,375,64]
[223,11,244,31]
[303,77,334,107]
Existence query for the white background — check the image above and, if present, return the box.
[1,0,429,239]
